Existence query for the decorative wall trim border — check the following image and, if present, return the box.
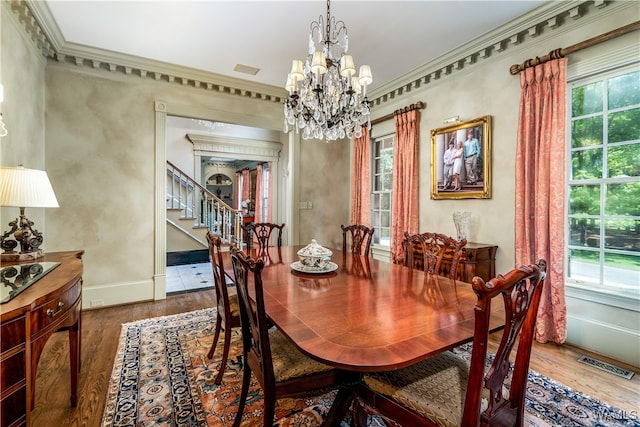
[9,0,285,105]
[9,0,634,110]
[368,0,633,107]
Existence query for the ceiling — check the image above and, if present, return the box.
[44,0,545,92]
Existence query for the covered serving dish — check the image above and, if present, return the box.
[297,239,333,270]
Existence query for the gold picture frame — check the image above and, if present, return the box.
[431,115,492,200]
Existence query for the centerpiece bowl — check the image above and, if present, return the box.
[297,239,333,270]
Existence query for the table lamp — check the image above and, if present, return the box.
[0,165,59,262]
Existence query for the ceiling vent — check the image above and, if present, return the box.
[234,64,260,75]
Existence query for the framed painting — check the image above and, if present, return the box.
[430,115,492,199]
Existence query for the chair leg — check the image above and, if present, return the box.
[213,325,232,384]
[232,362,252,427]
[263,393,276,427]
[207,313,223,360]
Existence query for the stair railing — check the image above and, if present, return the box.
[166,160,244,246]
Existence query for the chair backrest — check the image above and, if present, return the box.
[241,222,285,251]
[206,231,234,319]
[403,231,467,279]
[229,245,274,388]
[341,224,375,257]
[463,260,547,427]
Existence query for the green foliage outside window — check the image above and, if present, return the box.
[567,69,639,295]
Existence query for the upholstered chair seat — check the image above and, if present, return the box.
[363,352,491,427]
[269,328,334,381]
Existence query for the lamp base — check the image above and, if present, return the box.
[1,250,44,263]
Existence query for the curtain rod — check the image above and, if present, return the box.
[371,101,426,126]
[510,21,640,75]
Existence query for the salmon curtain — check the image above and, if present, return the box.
[255,163,264,223]
[391,110,420,264]
[515,58,567,344]
[241,169,250,209]
[351,128,371,226]
[235,171,242,210]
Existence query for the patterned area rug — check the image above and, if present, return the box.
[101,308,639,427]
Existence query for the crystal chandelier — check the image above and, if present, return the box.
[284,0,373,141]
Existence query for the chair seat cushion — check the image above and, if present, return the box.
[227,293,241,317]
[363,351,471,427]
[270,329,335,382]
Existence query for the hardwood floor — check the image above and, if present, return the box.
[31,290,639,426]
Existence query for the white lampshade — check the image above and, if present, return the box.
[285,75,296,94]
[351,76,362,94]
[0,166,59,208]
[339,55,356,78]
[310,51,327,75]
[358,65,373,87]
[289,60,304,81]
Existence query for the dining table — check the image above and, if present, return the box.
[236,245,506,424]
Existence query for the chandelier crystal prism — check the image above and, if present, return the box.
[284,0,373,141]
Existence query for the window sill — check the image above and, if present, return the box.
[565,281,640,312]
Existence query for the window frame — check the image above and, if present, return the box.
[371,134,394,248]
[565,62,640,310]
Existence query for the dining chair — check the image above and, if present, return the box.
[205,231,241,385]
[229,245,357,427]
[341,224,375,257]
[404,231,467,279]
[241,222,285,251]
[353,260,547,427]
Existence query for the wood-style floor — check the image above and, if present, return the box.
[31,289,639,426]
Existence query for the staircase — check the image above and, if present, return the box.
[166,161,245,251]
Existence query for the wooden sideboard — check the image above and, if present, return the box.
[0,250,84,427]
[459,242,498,283]
[405,241,497,283]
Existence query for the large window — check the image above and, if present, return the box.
[371,135,394,246]
[567,67,640,297]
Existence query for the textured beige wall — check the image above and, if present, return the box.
[0,5,47,240]
[43,65,285,296]
[298,139,350,250]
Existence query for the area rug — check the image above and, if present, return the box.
[101,308,639,427]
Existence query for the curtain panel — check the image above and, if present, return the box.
[515,58,567,344]
[241,169,251,208]
[351,128,371,226]
[235,171,242,210]
[391,110,420,264]
[255,163,264,223]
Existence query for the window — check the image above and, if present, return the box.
[567,67,640,297]
[371,135,394,246]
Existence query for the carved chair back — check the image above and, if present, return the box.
[241,222,285,251]
[464,260,547,426]
[403,231,467,279]
[341,224,375,257]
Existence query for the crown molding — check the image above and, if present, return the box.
[10,0,635,111]
[369,0,634,107]
[11,0,287,105]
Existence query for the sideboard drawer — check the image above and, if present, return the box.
[0,350,26,392]
[30,278,81,334]
[0,316,26,353]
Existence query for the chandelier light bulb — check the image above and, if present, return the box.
[340,55,356,78]
[310,51,328,75]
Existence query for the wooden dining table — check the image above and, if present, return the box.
[241,245,505,372]
[230,245,506,425]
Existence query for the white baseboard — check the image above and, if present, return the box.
[82,280,155,309]
[566,314,640,367]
